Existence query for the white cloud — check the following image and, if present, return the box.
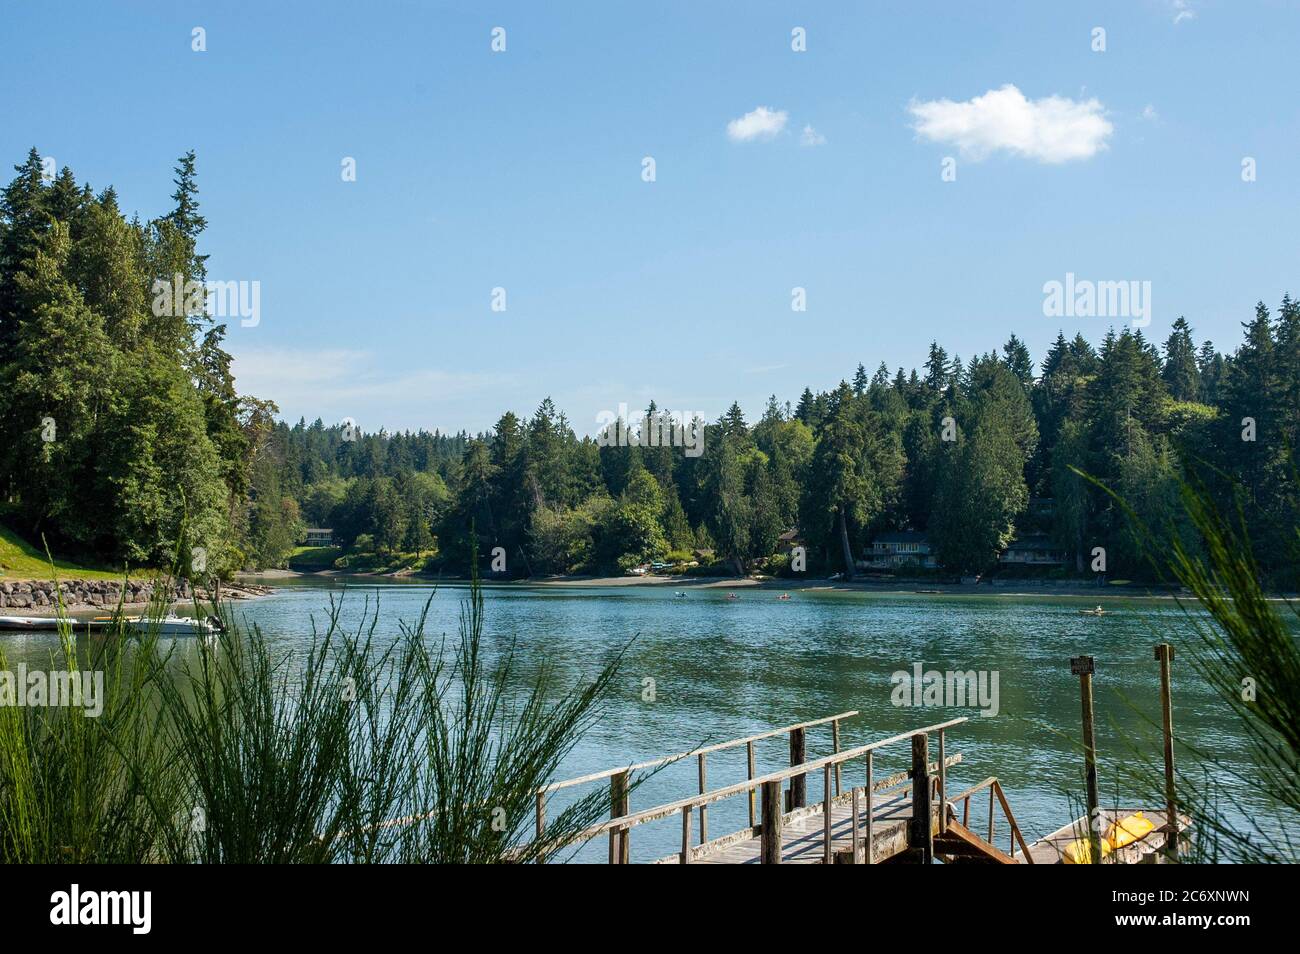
[1171,1,1196,24]
[908,84,1113,163]
[727,106,788,142]
[800,124,827,147]
[1141,104,1159,122]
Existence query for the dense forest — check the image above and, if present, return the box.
[2,150,1298,585]
[0,149,276,576]
[264,306,1298,585]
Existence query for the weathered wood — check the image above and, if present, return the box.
[609,770,630,864]
[851,786,861,863]
[789,727,807,809]
[865,751,874,864]
[535,790,546,864]
[832,718,843,796]
[569,717,966,842]
[697,752,708,844]
[1155,643,1179,860]
[747,740,756,828]
[823,764,833,863]
[761,779,783,864]
[935,819,1017,864]
[910,733,933,862]
[544,710,859,793]
[937,729,947,835]
[680,806,691,864]
[1072,654,1102,863]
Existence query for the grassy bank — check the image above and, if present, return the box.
[0,523,134,582]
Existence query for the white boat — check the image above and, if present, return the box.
[110,615,223,636]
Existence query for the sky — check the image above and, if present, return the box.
[2,0,1298,435]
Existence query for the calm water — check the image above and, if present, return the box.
[5,579,1286,862]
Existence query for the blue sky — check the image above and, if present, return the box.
[2,1,1297,434]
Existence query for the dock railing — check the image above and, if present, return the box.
[947,776,1033,861]
[554,716,968,863]
[536,710,858,863]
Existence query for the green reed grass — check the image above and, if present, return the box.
[0,562,631,863]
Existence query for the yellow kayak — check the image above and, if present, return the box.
[1062,812,1155,863]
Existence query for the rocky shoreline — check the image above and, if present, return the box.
[0,578,274,611]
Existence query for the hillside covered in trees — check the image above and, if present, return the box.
[266,304,1298,585]
[2,149,1297,586]
[0,149,276,576]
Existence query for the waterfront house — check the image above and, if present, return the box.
[304,528,334,546]
[997,533,1065,566]
[866,531,937,569]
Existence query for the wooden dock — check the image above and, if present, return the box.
[545,710,1183,864]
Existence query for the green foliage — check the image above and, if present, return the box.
[0,150,273,576]
[0,575,628,863]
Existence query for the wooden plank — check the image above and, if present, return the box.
[823,765,833,863]
[936,819,1017,863]
[697,753,708,844]
[535,790,546,864]
[937,729,947,835]
[747,740,756,828]
[865,751,874,864]
[568,717,967,842]
[543,710,861,792]
[832,718,842,796]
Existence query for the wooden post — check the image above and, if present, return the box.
[910,733,933,863]
[937,729,947,834]
[988,787,995,844]
[789,727,807,810]
[535,790,547,864]
[747,740,756,828]
[1071,654,1102,863]
[865,751,874,864]
[760,779,783,864]
[697,752,708,845]
[851,786,861,863]
[1155,643,1179,859]
[832,718,843,796]
[680,806,691,864]
[609,770,630,864]
[823,764,833,864]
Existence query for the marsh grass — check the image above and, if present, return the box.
[0,563,632,863]
[1082,464,1300,862]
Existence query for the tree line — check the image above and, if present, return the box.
[0,149,275,575]
[266,306,1299,585]
[2,149,1297,585]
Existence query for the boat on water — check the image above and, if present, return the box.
[777,593,792,601]
[1079,606,1107,616]
[0,614,222,635]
